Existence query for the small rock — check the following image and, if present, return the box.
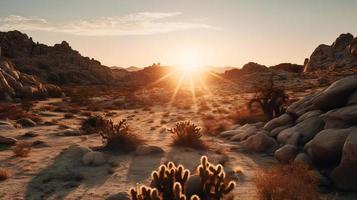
[82,151,106,166]
[106,192,130,200]
[294,153,314,168]
[16,118,37,127]
[0,135,17,145]
[135,145,164,155]
[22,131,39,138]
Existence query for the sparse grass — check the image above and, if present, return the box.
[0,168,10,181]
[254,163,321,200]
[13,142,32,157]
[169,121,207,149]
[95,116,143,152]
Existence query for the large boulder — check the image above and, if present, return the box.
[230,124,260,142]
[263,113,294,131]
[296,110,323,123]
[347,90,357,105]
[277,116,324,146]
[313,75,357,110]
[331,133,357,191]
[244,133,278,153]
[305,127,356,167]
[286,93,318,117]
[274,144,298,164]
[322,105,357,127]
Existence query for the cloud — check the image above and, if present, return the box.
[0,12,217,36]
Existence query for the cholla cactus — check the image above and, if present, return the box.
[129,156,236,200]
[168,121,206,149]
[197,156,235,199]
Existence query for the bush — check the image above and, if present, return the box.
[95,116,143,152]
[169,121,206,149]
[13,142,32,157]
[254,163,321,200]
[0,168,10,181]
[130,156,235,200]
[248,76,288,120]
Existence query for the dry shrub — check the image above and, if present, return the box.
[0,104,41,122]
[254,163,321,200]
[203,119,232,136]
[169,121,207,149]
[95,117,143,152]
[0,168,10,181]
[228,106,267,124]
[13,142,32,157]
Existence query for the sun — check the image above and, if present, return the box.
[176,50,204,75]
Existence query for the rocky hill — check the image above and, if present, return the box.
[0,31,114,85]
[304,33,357,71]
[0,58,62,101]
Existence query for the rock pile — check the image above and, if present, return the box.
[0,58,62,101]
[219,74,357,191]
[305,33,357,71]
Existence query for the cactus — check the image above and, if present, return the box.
[129,156,236,200]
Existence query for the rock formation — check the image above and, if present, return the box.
[304,33,357,71]
[0,58,62,101]
[220,74,357,191]
[0,31,114,84]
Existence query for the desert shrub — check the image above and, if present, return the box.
[169,121,206,149]
[81,115,102,134]
[228,106,267,124]
[248,76,288,120]
[254,163,321,200]
[0,104,41,122]
[13,142,32,157]
[0,168,10,181]
[94,116,143,152]
[130,156,235,200]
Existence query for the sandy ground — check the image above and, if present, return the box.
[0,91,279,200]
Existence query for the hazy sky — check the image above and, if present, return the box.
[1,0,357,68]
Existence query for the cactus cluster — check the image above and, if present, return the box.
[129,156,235,200]
[196,156,235,199]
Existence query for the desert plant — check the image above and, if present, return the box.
[254,163,321,200]
[130,156,235,200]
[248,76,288,120]
[81,115,102,134]
[95,116,143,152]
[0,168,10,181]
[13,142,32,157]
[169,121,206,149]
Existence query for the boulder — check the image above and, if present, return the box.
[347,90,357,105]
[185,175,202,197]
[277,116,324,145]
[263,113,294,131]
[286,93,318,117]
[322,105,357,127]
[305,128,356,167]
[16,118,37,127]
[244,133,278,153]
[82,151,106,166]
[230,125,260,142]
[268,123,294,137]
[274,144,298,164]
[219,130,240,138]
[135,145,164,155]
[331,133,357,191]
[296,110,323,123]
[0,135,17,145]
[313,75,357,110]
[294,153,314,168]
[63,145,91,160]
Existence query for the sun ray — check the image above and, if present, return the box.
[189,75,197,111]
[167,73,185,108]
[146,70,176,88]
[206,71,239,86]
[198,76,212,95]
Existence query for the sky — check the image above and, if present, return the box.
[0,0,357,68]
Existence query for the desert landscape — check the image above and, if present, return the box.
[1,1,357,200]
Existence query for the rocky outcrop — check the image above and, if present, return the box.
[269,63,303,73]
[304,33,357,71]
[220,74,357,191]
[0,58,62,101]
[0,31,114,85]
